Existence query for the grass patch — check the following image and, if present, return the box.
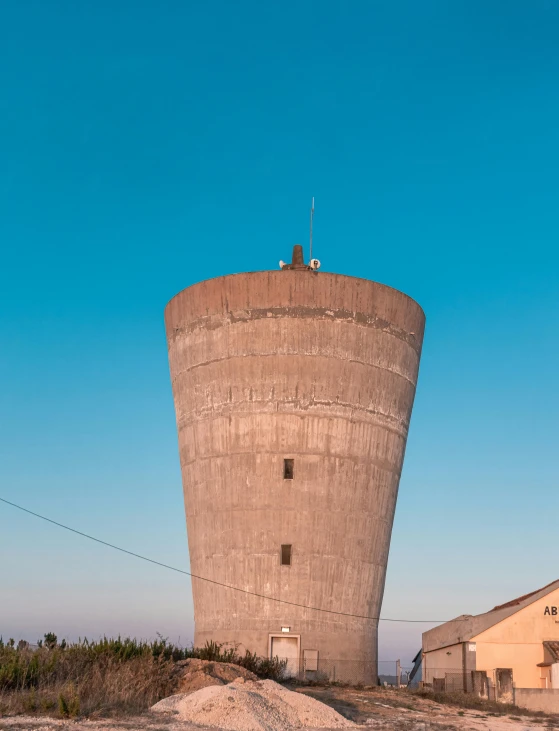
[0,634,286,718]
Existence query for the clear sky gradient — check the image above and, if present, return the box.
[1,1,558,665]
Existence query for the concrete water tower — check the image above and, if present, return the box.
[164,245,425,682]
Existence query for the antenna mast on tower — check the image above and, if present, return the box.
[309,197,315,263]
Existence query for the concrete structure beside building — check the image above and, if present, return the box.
[165,245,425,682]
[422,580,559,704]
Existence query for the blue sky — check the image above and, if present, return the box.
[1,1,558,665]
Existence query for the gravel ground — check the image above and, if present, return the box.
[295,686,559,730]
[1,685,558,730]
[0,719,358,731]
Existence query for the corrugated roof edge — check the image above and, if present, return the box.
[492,580,559,612]
[543,641,559,663]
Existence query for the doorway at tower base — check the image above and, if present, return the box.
[195,630,378,686]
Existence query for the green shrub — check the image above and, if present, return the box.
[197,640,237,663]
[44,633,57,651]
[58,693,69,717]
[23,689,37,712]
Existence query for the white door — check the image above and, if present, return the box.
[271,637,299,678]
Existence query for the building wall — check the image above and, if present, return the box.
[473,588,559,690]
[423,643,467,685]
[514,689,559,713]
[165,269,425,681]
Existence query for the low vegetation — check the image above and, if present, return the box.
[0,634,286,718]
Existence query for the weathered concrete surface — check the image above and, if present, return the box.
[165,269,425,682]
[514,688,559,713]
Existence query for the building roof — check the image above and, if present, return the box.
[492,580,559,611]
[423,580,559,653]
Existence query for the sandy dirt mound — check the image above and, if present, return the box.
[172,658,258,694]
[152,677,356,730]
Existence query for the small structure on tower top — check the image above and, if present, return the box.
[279,245,321,271]
[280,245,308,270]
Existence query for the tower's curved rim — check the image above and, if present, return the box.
[164,269,425,321]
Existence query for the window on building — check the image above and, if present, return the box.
[303,649,319,671]
[284,459,294,480]
[281,544,292,566]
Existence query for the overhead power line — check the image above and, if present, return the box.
[0,495,452,625]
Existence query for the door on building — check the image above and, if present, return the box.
[472,670,489,698]
[496,668,513,702]
[539,666,551,689]
[271,636,299,678]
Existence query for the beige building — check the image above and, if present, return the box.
[165,245,425,682]
[422,580,559,698]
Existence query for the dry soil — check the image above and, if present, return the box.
[1,685,558,730]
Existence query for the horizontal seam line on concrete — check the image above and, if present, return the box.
[186,510,395,523]
[170,352,417,387]
[185,511,393,526]
[177,410,408,441]
[177,406,409,438]
[169,309,421,355]
[178,449,398,469]
[189,555,389,566]
[179,450,401,474]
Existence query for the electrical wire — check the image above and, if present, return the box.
[0,495,455,624]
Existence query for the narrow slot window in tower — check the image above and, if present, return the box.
[281,544,292,566]
[284,459,294,480]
